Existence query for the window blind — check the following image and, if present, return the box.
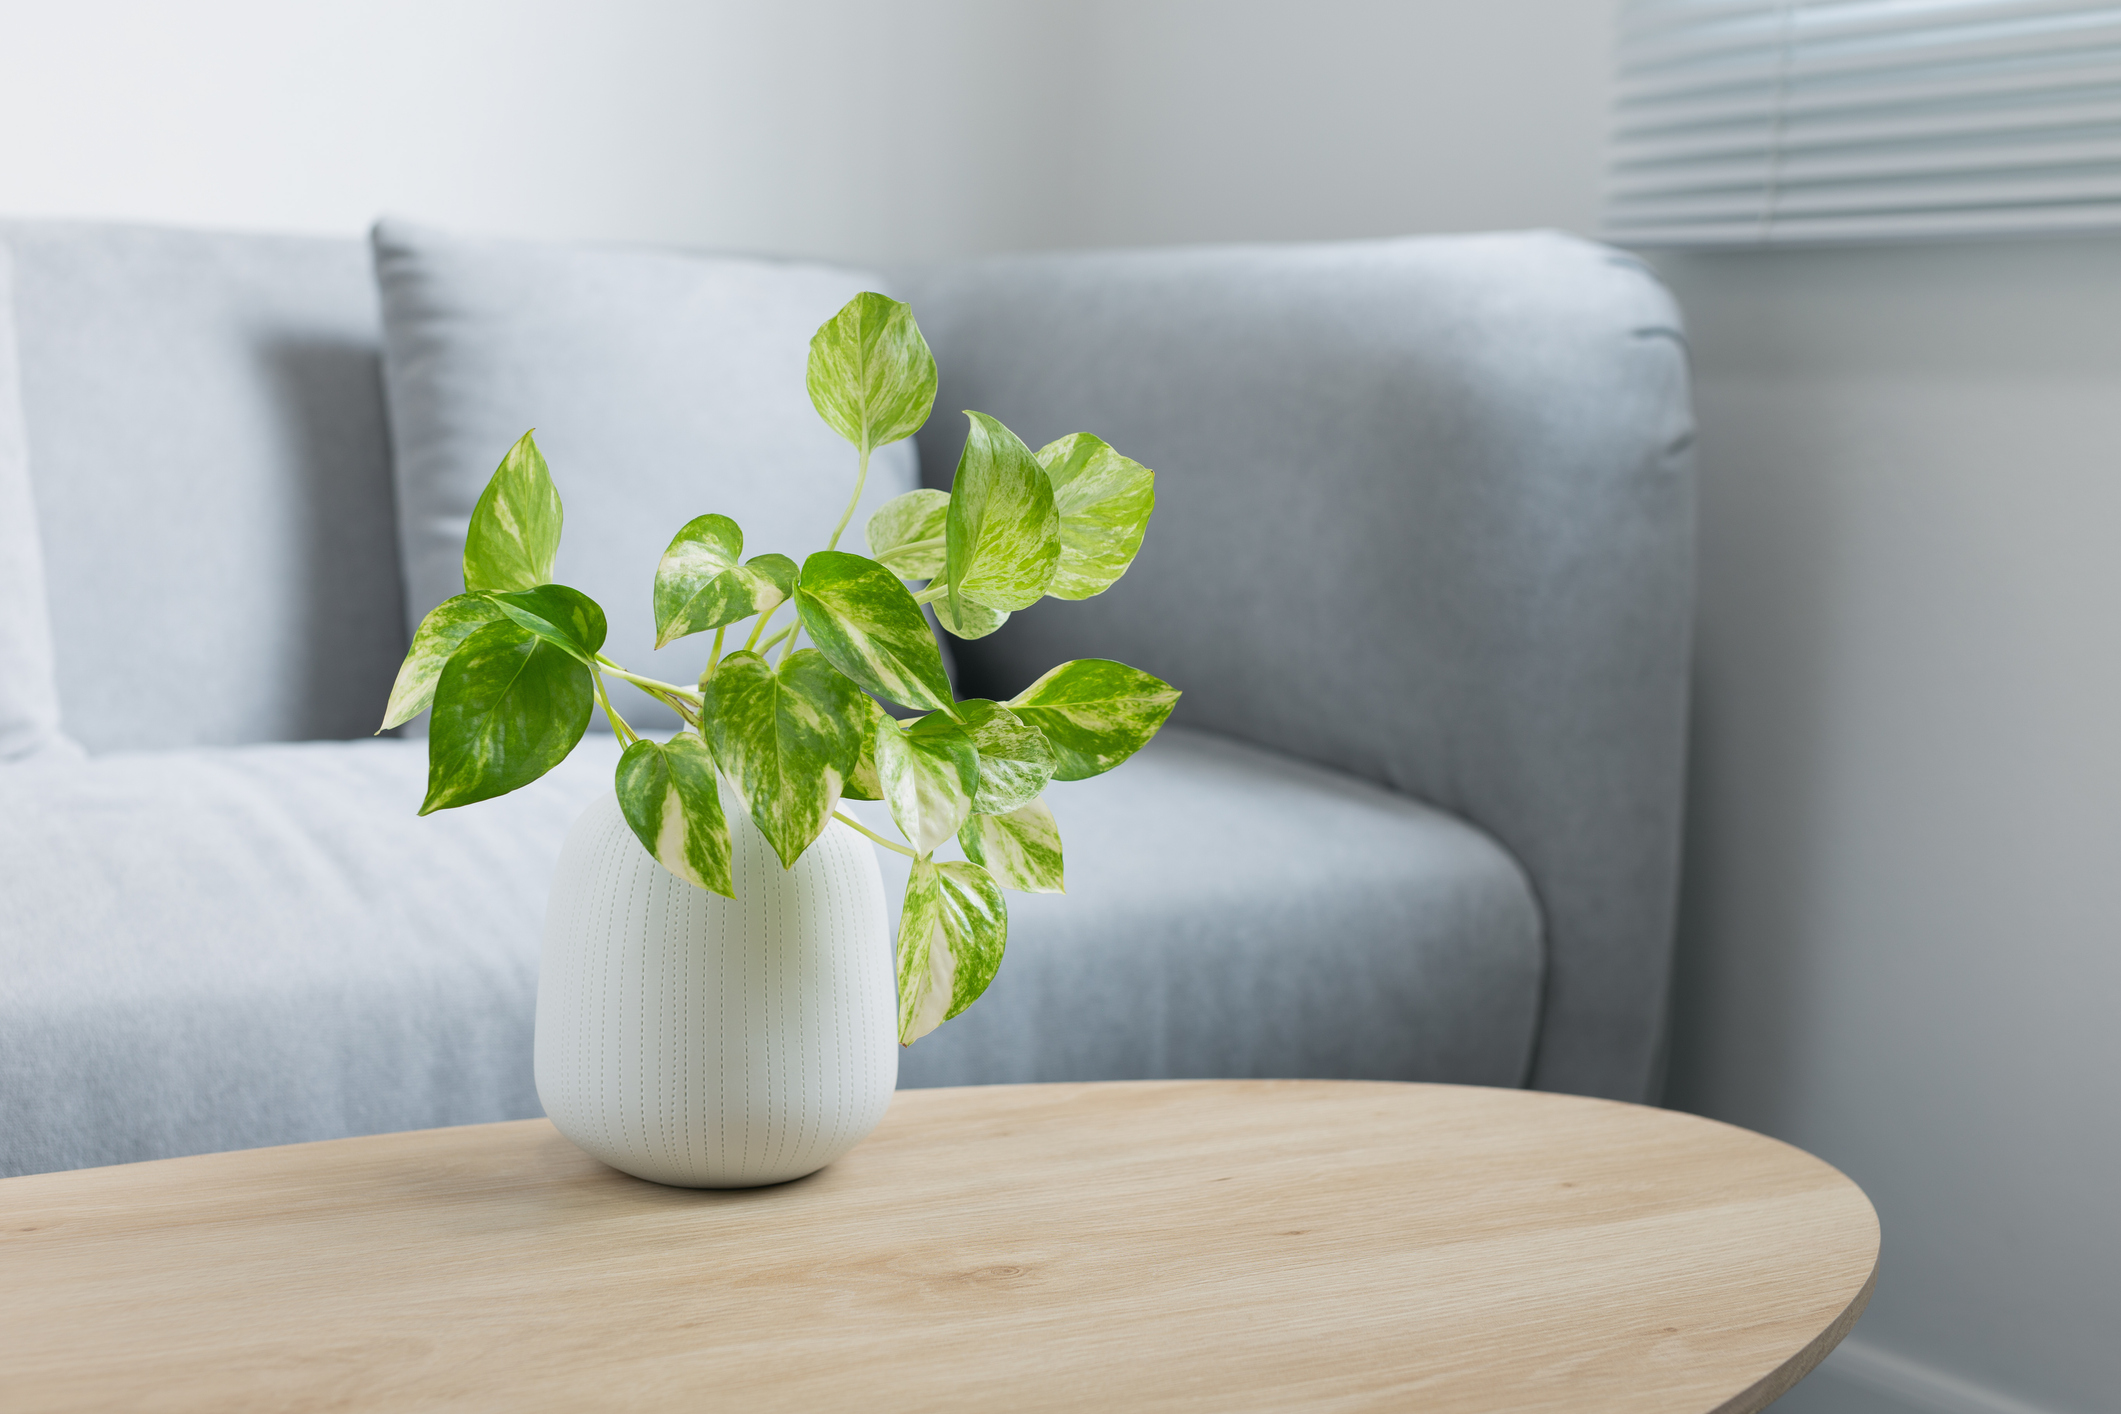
[1604,0,2121,246]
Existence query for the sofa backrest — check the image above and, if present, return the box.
[903,233,1697,1100]
[3,222,403,753]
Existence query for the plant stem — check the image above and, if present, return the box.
[776,625,802,667]
[744,602,785,653]
[755,621,798,656]
[834,810,916,858]
[825,441,872,554]
[911,582,949,605]
[595,658,702,702]
[706,625,725,677]
[593,671,640,745]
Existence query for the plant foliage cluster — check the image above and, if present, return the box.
[383,293,1178,1043]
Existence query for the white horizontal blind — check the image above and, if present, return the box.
[1605,0,2121,245]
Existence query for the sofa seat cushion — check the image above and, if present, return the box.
[0,737,622,1178]
[0,729,1542,1179]
[863,727,1545,1089]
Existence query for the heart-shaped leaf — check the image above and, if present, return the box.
[1035,433,1157,600]
[652,514,797,647]
[807,293,937,452]
[380,593,505,731]
[896,858,1008,1045]
[945,412,1059,620]
[794,550,955,713]
[954,699,1055,815]
[866,488,950,581]
[463,430,563,593]
[1006,658,1180,781]
[484,583,608,665]
[701,648,866,868]
[615,733,734,897]
[875,713,978,856]
[420,619,593,814]
[960,798,1064,893]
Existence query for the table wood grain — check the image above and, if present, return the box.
[0,1081,1877,1412]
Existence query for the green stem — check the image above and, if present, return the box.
[825,441,872,554]
[744,601,785,653]
[776,624,802,667]
[595,658,702,701]
[834,810,916,858]
[756,621,798,656]
[911,582,949,605]
[593,671,640,746]
[706,624,726,677]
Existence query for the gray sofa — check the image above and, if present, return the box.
[0,220,1694,1179]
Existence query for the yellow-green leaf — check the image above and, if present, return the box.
[875,713,978,856]
[463,430,562,593]
[1006,658,1180,782]
[945,411,1059,621]
[701,648,866,868]
[1035,433,1157,600]
[806,293,937,452]
[794,551,955,713]
[380,593,504,731]
[932,590,1009,641]
[652,513,796,647]
[866,488,950,580]
[842,695,889,801]
[960,797,1064,893]
[954,699,1054,815]
[614,733,734,897]
[896,858,1008,1045]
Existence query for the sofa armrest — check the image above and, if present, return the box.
[901,232,1695,1101]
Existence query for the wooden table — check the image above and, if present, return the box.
[0,1081,1876,1412]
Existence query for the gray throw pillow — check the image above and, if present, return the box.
[371,221,923,733]
[0,244,77,763]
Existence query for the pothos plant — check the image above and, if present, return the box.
[379,293,1178,1045]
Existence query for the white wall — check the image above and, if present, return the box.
[7,3,2113,1412]
[0,0,1612,263]
[1658,239,2121,1414]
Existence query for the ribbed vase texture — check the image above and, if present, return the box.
[534,791,897,1188]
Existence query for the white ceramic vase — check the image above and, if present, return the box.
[533,789,897,1188]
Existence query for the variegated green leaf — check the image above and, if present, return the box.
[874,713,978,856]
[1035,433,1157,600]
[484,583,607,665]
[954,699,1055,814]
[807,293,937,451]
[380,593,505,731]
[700,648,866,868]
[842,695,889,801]
[932,591,1008,641]
[895,858,1008,1045]
[960,797,1064,893]
[944,411,1059,620]
[1006,658,1180,781]
[463,430,562,593]
[420,619,593,815]
[652,514,797,647]
[794,550,955,712]
[865,488,950,580]
[614,733,734,898]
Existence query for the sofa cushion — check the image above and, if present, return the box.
[0,244,74,762]
[858,727,1544,1088]
[1,222,403,753]
[0,736,621,1178]
[0,728,1540,1177]
[372,222,922,734]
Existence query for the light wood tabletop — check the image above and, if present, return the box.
[0,1080,1876,1413]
